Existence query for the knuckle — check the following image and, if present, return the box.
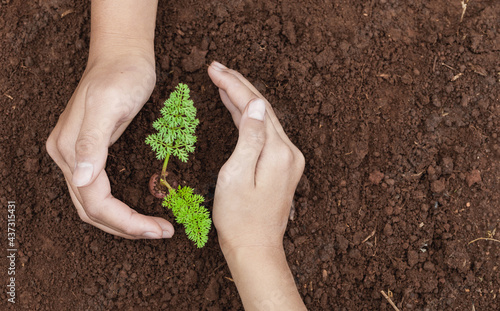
[218,72,240,90]
[111,94,136,118]
[272,143,306,172]
[120,222,136,236]
[217,165,233,183]
[84,205,101,222]
[217,162,240,188]
[55,138,66,153]
[245,128,265,146]
[76,208,92,224]
[45,134,58,159]
[75,129,103,155]
[276,145,295,168]
[55,136,72,157]
[294,148,306,171]
[47,134,71,167]
[86,87,135,120]
[113,100,135,119]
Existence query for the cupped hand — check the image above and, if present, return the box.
[208,62,305,254]
[46,54,174,239]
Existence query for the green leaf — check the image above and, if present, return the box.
[162,186,211,248]
[145,83,200,162]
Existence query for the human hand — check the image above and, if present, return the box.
[208,62,306,310]
[46,52,174,240]
[208,61,305,255]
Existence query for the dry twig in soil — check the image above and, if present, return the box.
[362,227,377,244]
[468,237,500,245]
[469,229,500,245]
[380,290,401,311]
[460,0,471,23]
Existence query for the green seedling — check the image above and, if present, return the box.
[145,83,211,248]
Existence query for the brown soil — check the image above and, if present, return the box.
[1,0,499,310]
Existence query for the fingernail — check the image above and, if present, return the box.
[211,61,227,71]
[143,231,161,239]
[248,99,266,121]
[162,230,174,238]
[72,162,93,187]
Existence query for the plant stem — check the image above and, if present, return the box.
[160,178,173,191]
[160,154,173,191]
[161,154,170,178]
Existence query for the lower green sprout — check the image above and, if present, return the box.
[163,186,211,248]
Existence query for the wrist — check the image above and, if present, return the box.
[223,246,306,310]
[88,36,155,68]
[220,236,284,260]
[223,245,286,268]
[88,0,157,67]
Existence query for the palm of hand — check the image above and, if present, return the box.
[47,56,175,239]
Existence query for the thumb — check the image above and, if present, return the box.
[225,98,267,179]
[72,111,118,187]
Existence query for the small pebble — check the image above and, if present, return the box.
[431,179,446,193]
[369,170,384,185]
[322,269,328,281]
[466,170,481,187]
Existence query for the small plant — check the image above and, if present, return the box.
[145,83,211,248]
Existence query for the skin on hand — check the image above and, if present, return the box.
[46,0,174,239]
[208,62,306,310]
[208,61,305,253]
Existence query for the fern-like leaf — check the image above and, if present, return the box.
[145,83,199,162]
[163,186,211,248]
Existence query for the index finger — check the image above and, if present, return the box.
[207,62,294,147]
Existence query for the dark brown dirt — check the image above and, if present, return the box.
[1,0,499,310]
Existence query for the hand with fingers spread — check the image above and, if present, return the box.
[208,62,307,311]
[46,0,174,239]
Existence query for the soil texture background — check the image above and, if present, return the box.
[1,0,499,310]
